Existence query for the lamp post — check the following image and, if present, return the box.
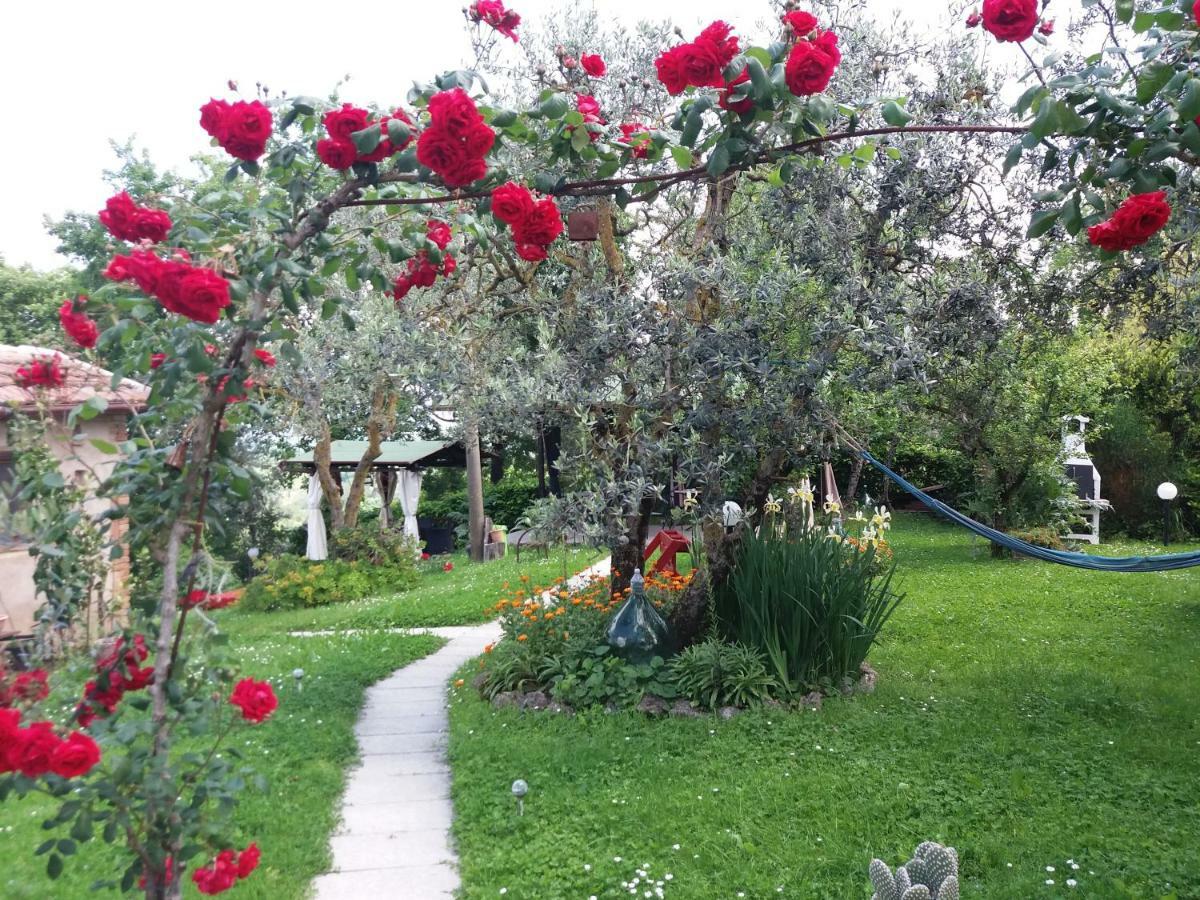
[1157,481,1178,546]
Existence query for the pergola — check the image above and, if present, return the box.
[279,439,493,554]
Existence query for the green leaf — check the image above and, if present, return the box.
[1178,78,1200,124]
[89,439,119,455]
[670,146,694,169]
[489,108,517,128]
[1056,101,1089,135]
[1029,98,1059,140]
[706,143,732,177]
[533,172,560,194]
[679,98,712,148]
[1115,0,1133,24]
[1137,61,1175,105]
[1026,208,1059,238]
[1061,194,1083,236]
[386,119,411,147]
[350,125,382,156]
[47,854,63,879]
[1002,143,1023,175]
[538,93,569,120]
[570,125,591,152]
[881,100,912,127]
[745,58,773,104]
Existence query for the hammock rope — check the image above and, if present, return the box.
[830,425,1200,573]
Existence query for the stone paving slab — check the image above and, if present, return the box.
[311,557,612,899]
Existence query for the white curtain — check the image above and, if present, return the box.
[398,469,423,541]
[306,473,328,561]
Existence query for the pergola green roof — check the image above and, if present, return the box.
[280,439,485,471]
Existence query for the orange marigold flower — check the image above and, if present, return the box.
[517,634,528,642]
[572,598,582,606]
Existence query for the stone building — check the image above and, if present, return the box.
[0,345,148,640]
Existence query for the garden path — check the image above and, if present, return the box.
[309,556,611,899]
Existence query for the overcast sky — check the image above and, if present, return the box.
[3,0,1052,271]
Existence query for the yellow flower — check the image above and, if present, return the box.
[764,493,782,514]
[453,678,465,688]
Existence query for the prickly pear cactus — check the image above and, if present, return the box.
[867,842,960,900]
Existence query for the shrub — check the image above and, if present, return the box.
[714,526,902,695]
[331,521,420,567]
[239,554,417,612]
[668,638,779,708]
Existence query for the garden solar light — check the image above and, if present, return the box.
[511,779,528,815]
[1157,482,1178,546]
[292,668,305,692]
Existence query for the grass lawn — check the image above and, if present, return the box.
[1,626,443,899]
[223,546,603,639]
[447,513,1200,899]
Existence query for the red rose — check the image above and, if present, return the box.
[1195,0,1200,27]
[491,182,536,225]
[254,348,277,367]
[323,103,370,141]
[132,208,172,243]
[1038,19,1054,36]
[229,678,278,724]
[981,0,1038,42]
[193,850,239,895]
[0,708,21,773]
[784,31,841,96]
[421,551,431,560]
[718,69,755,115]
[150,353,167,369]
[165,268,232,325]
[417,129,478,188]
[426,220,453,250]
[98,192,138,241]
[966,10,982,27]
[679,40,727,89]
[581,53,607,77]
[393,275,413,301]
[236,843,261,879]
[59,298,99,349]
[219,100,272,161]
[317,138,357,170]
[1087,191,1171,252]
[512,198,564,246]
[655,46,690,95]
[443,561,454,572]
[783,10,818,36]
[12,721,61,777]
[200,99,231,141]
[515,243,548,262]
[49,731,101,778]
[12,669,49,703]
[576,94,604,122]
[408,255,439,288]
[428,88,485,135]
[469,0,520,41]
[103,254,134,282]
[356,122,394,163]
[619,123,652,159]
[124,665,154,691]
[13,356,65,389]
[442,254,457,276]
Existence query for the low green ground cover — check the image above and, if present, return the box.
[448,514,1200,898]
[1,628,443,899]
[224,546,603,638]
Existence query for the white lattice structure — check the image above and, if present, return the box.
[1061,415,1111,545]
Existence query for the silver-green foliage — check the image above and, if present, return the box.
[870,842,960,900]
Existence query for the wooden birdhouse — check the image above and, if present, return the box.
[566,208,600,241]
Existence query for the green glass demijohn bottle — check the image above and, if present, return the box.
[605,568,670,664]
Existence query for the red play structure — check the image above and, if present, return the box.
[643,529,691,575]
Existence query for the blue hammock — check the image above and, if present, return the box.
[860,450,1200,573]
